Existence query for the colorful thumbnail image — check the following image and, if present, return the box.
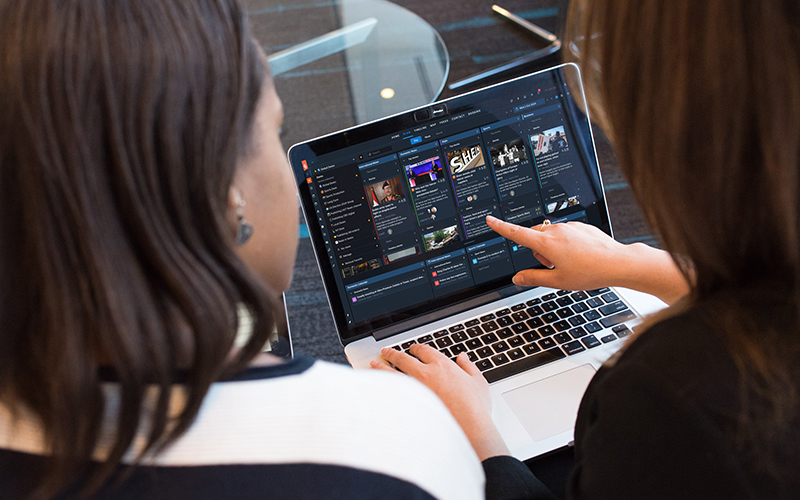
[489,138,527,168]
[531,125,568,156]
[405,156,443,187]
[341,258,380,278]
[383,246,419,265]
[546,195,580,214]
[365,176,405,206]
[423,225,461,252]
[446,145,484,174]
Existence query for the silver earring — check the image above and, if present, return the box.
[235,198,254,246]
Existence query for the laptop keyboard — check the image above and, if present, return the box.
[388,288,636,383]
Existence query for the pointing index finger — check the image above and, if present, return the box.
[486,215,545,250]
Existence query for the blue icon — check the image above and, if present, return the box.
[410,136,422,144]
[472,259,478,264]
[513,246,518,251]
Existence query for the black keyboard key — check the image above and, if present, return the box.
[539,337,557,349]
[467,351,479,362]
[401,340,416,349]
[522,331,541,342]
[497,327,514,339]
[526,298,542,306]
[480,314,496,322]
[542,293,558,301]
[452,332,468,343]
[585,321,602,333]
[497,316,513,327]
[554,332,572,344]
[523,343,541,355]
[599,301,627,316]
[511,303,527,312]
[570,291,588,301]
[476,359,494,371]
[569,326,588,338]
[527,305,543,316]
[482,348,566,383]
[491,353,510,366]
[418,335,433,343]
[600,334,617,343]
[436,337,453,348]
[438,347,450,357]
[612,324,630,333]
[572,302,589,313]
[556,307,574,318]
[586,298,604,308]
[615,326,632,338]
[584,310,601,321]
[465,319,480,327]
[508,336,524,347]
[557,289,572,296]
[392,345,402,351]
[568,315,587,326]
[601,291,620,303]
[481,332,499,344]
[542,312,559,324]
[526,317,544,329]
[451,343,468,355]
[587,288,610,296]
[538,325,556,336]
[511,323,529,334]
[556,296,574,306]
[542,301,558,312]
[562,340,586,355]
[511,311,529,322]
[433,330,449,338]
[600,309,636,328]
[492,341,510,353]
[482,321,499,332]
[466,338,483,350]
[582,335,601,348]
[477,346,494,358]
[424,342,436,349]
[449,324,465,332]
[496,308,512,316]
[553,320,571,332]
[508,348,525,360]
[466,327,483,338]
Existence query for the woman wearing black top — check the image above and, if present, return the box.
[375,0,800,498]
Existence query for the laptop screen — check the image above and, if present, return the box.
[289,64,611,344]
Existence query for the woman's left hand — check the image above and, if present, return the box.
[371,345,511,461]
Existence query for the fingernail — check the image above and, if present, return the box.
[486,215,498,223]
[512,275,524,286]
[381,347,390,355]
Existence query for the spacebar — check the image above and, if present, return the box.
[482,348,566,384]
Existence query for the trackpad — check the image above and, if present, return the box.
[502,364,596,442]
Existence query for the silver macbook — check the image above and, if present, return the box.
[288,63,666,460]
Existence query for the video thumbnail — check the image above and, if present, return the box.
[342,259,380,278]
[365,176,406,206]
[446,145,485,174]
[531,126,569,156]
[489,138,527,168]
[423,225,461,252]
[546,195,580,214]
[405,156,443,187]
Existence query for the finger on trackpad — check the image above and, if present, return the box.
[502,364,596,442]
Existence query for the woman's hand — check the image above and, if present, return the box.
[486,216,689,305]
[371,345,511,461]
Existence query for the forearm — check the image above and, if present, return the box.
[613,243,690,305]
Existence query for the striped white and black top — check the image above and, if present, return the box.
[0,356,485,499]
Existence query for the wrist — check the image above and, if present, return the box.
[614,243,689,305]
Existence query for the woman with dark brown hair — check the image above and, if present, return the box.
[0,1,485,498]
[375,1,800,498]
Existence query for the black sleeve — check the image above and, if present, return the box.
[567,363,753,500]
[482,455,558,500]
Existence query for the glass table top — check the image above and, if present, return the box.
[246,0,449,145]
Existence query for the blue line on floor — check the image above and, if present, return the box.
[437,7,558,32]
[603,182,629,191]
[299,224,310,239]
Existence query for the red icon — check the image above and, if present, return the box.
[302,160,308,170]
[306,178,312,184]
[434,280,440,286]
[432,271,438,277]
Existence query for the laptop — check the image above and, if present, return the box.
[287,63,666,460]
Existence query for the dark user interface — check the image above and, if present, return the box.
[295,70,605,336]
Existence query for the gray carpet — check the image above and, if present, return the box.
[251,0,654,364]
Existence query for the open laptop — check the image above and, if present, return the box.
[288,63,666,460]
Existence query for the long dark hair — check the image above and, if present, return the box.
[0,0,274,496]
[567,0,800,479]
